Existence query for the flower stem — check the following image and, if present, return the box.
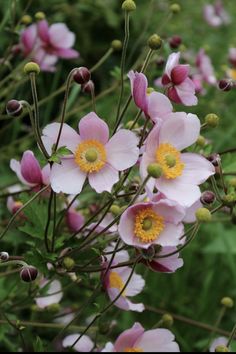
[90,47,114,73]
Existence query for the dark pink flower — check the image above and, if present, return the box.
[196,49,217,85]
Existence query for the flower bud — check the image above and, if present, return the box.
[222,193,236,206]
[122,0,136,12]
[82,80,95,94]
[148,34,162,50]
[196,135,206,147]
[6,100,23,117]
[21,15,32,25]
[111,40,123,51]
[20,266,38,283]
[170,3,181,14]
[215,345,229,353]
[162,314,174,328]
[218,79,232,92]
[221,296,234,308]
[35,12,46,21]
[63,257,75,271]
[141,246,156,261]
[195,208,212,222]
[110,205,121,216]
[0,252,9,262]
[147,163,163,179]
[205,113,220,128]
[24,62,40,75]
[207,153,220,167]
[200,191,216,205]
[169,35,182,49]
[73,67,91,85]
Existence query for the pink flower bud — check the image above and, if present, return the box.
[218,79,232,91]
[6,100,23,117]
[169,35,182,49]
[73,67,91,85]
[20,266,38,283]
[82,80,95,94]
[200,191,216,205]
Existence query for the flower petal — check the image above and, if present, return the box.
[37,20,50,43]
[175,78,198,106]
[21,151,42,185]
[152,199,185,224]
[114,323,145,352]
[128,71,149,115]
[171,64,190,85]
[147,92,173,123]
[79,112,109,144]
[49,23,75,48]
[165,52,180,77]
[62,334,94,352]
[88,164,119,193]
[151,246,183,273]
[55,48,79,59]
[36,280,63,309]
[179,153,215,185]
[135,329,180,352]
[156,223,184,247]
[118,268,145,297]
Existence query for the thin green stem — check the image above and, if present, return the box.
[44,189,54,253]
[227,323,236,347]
[90,47,114,73]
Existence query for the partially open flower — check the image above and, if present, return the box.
[20,266,38,283]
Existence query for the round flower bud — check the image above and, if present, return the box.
[24,62,40,75]
[63,257,75,271]
[215,345,229,353]
[20,266,38,283]
[222,193,236,206]
[170,3,181,14]
[35,12,46,21]
[169,35,182,49]
[0,252,9,262]
[6,100,23,117]
[73,67,91,85]
[110,205,121,216]
[207,153,220,167]
[147,87,155,94]
[122,0,136,12]
[111,40,123,51]
[218,79,232,92]
[82,80,95,94]
[21,15,32,25]
[221,297,234,308]
[147,163,163,179]
[148,34,162,50]
[162,314,174,328]
[195,208,212,222]
[196,135,206,147]
[200,191,216,205]
[229,178,236,188]
[205,113,220,128]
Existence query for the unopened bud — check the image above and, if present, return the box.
[218,79,232,92]
[207,153,220,167]
[147,163,163,179]
[6,100,23,117]
[73,67,91,85]
[148,34,162,50]
[24,62,40,75]
[35,12,46,21]
[110,205,121,216]
[147,87,155,94]
[222,193,236,206]
[141,246,156,261]
[111,40,122,51]
[221,296,234,308]
[20,266,38,283]
[200,191,216,205]
[0,252,9,261]
[162,314,174,328]
[196,135,206,147]
[215,345,229,352]
[205,113,220,128]
[82,80,94,94]
[21,15,32,25]
[63,257,75,271]
[170,3,181,14]
[169,35,182,49]
[195,208,212,222]
[122,0,136,12]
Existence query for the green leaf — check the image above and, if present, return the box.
[33,337,45,352]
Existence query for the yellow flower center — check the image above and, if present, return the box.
[134,207,165,243]
[229,69,236,80]
[74,140,106,173]
[109,272,126,296]
[125,348,143,353]
[156,143,185,179]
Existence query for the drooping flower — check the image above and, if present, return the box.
[128,71,173,123]
[42,112,139,195]
[143,246,184,273]
[19,20,79,72]
[160,52,198,106]
[196,49,217,86]
[62,334,94,352]
[140,113,215,207]
[35,279,63,309]
[119,199,185,250]
[102,245,145,312]
[102,322,180,352]
[10,150,50,190]
[203,1,231,27]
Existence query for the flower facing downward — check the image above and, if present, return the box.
[140,113,215,207]
[42,112,139,195]
[102,322,180,352]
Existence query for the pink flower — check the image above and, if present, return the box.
[161,52,198,106]
[62,334,94,352]
[210,337,229,352]
[229,48,236,67]
[196,49,217,85]
[42,112,139,195]
[118,200,185,250]
[20,20,79,72]
[35,279,63,309]
[128,71,173,123]
[140,113,215,207]
[102,245,145,312]
[66,198,84,233]
[7,197,23,215]
[203,1,231,27]
[10,150,50,190]
[191,74,205,95]
[102,322,180,352]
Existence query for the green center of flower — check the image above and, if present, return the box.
[165,153,177,168]
[85,148,98,163]
[142,218,153,231]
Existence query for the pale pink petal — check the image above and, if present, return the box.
[49,23,75,49]
[10,159,34,187]
[66,210,84,232]
[179,153,215,185]
[105,245,129,264]
[106,130,139,171]
[41,164,51,185]
[55,47,79,59]
[175,78,198,106]
[21,24,37,54]
[50,159,86,195]
[62,334,94,352]
[42,122,81,154]
[114,323,144,352]
[151,247,183,273]
[144,124,161,157]
[39,54,58,72]
[102,343,115,352]
[156,223,184,247]
[21,151,42,185]
[37,20,50,43]
[210,337,228,353]
[135,329,180,352]
[147,92,173,123]
[88,164,119,193]
[171,65,190,85]
[7,197,15,213]
[167,87,182,104]
[128,71,148,115]
[159,112,200,151]
[184,199,202,223]
[204,5,222,27]
[79,112,109,144]
[153,199,185,224]
[36,280,63,309]
[118,204,140,248]
[118,268,145,297]
[139,153,156,194]
[165,52,180,77]
[108,288,144,313]
[196,49,217,85]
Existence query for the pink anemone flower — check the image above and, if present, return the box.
[42,112,139,195]
[161,52,198,106]
[102,245,145,312]
[118,200,185,250]
[203,1,231,27]
[10,150,50,190]
[128,71,173,123]
[140,113,215,207]
[102,322,180,352]
[62,334,94,352]
[196,49,217,86]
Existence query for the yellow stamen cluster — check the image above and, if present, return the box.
[109,272,126,296]
[156,143,184,179]
[134,207,164,243]
[74,140,106,173]
[125,348,143,353]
